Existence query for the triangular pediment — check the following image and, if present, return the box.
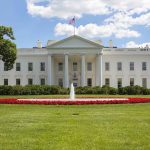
[47,35,103,49]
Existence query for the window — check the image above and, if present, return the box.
[4,63,8,71]
[28,63,33,71]
[16,78,21,85]
[130,78,134,86]
[105,62,110,71]
[87,78,92,86]
[58,78,63,87]
[87,62,92,71]
[40,62,45,71]
[142,78,147,88]
[58,63,63,71]
[130,62,134,71]
[117,78,122,88]
[73,62,78,71]
[40,78,45,85]
[73,73,77,79]
[28,78,33,85]
[16,63,21,71]
[4,79,8,85]
[117,62,122,71]
[105,78,110,86]
[73,82,78,87]
[142,62,147,71]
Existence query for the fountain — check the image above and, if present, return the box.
[17,83,129,104]
[70,83,75,100]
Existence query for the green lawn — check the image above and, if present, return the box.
[0,94,150,99]
[0,104,150,150]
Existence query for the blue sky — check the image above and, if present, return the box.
[0,0,150,48]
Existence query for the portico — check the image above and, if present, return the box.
[47,52,103,88]
[47,36,102,87]
[46,35,103,87]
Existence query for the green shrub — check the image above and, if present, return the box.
[75,86,95,94]
[11,86,24,95]
[118,87,127,95]
[100,86,118,95]
[118,85,145,95]
[50,85,61,94]
[109,87,118,95]
[142,88,150,95]
[75,87,85,94]
[92,86,102,94]
[0,85,149,95]
[0,86,13,95]
[60,88,69,95]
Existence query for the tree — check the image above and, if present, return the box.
[0,26,17,70]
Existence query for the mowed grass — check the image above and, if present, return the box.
[0,104,150,150]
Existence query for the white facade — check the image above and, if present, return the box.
[0,35,150,88]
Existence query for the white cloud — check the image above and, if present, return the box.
[27,0,150,19]
[105,11,150,28]
[114,29,140,38]
[55,23,140,38]
[27,0,111,19]
[125,41,150,48]
[55,23,74,36]
[26,0,150,38]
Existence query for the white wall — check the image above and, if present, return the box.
[0,37,150,88]
[0,55,48,86]
[102,54,150,88]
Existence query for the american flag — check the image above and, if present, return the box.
[69,17,75,25]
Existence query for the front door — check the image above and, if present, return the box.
[73,79,78,87]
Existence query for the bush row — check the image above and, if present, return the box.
[0,85,69,95]
[0,85,150,95]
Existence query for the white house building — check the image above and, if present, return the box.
[0,35,150,88]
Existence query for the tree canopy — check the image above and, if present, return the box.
[0,26,17,70]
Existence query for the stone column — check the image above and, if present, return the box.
[81,54,86,87]
[98,52,103,87]
[64,54,69,88]
[47,55,52,85]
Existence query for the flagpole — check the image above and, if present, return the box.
[74,23,75,36]
[68,16,76,36]
[74,16,76,36]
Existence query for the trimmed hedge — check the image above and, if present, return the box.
[0,85,150,95]
[0,85,69,95]
[75,86,118,95]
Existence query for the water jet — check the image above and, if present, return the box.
[70,83,75,100]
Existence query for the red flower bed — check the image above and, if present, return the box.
[0,98,150,105]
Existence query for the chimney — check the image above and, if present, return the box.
[109,40,113,48]
[37,40,42,48]
[146,44,149,48]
